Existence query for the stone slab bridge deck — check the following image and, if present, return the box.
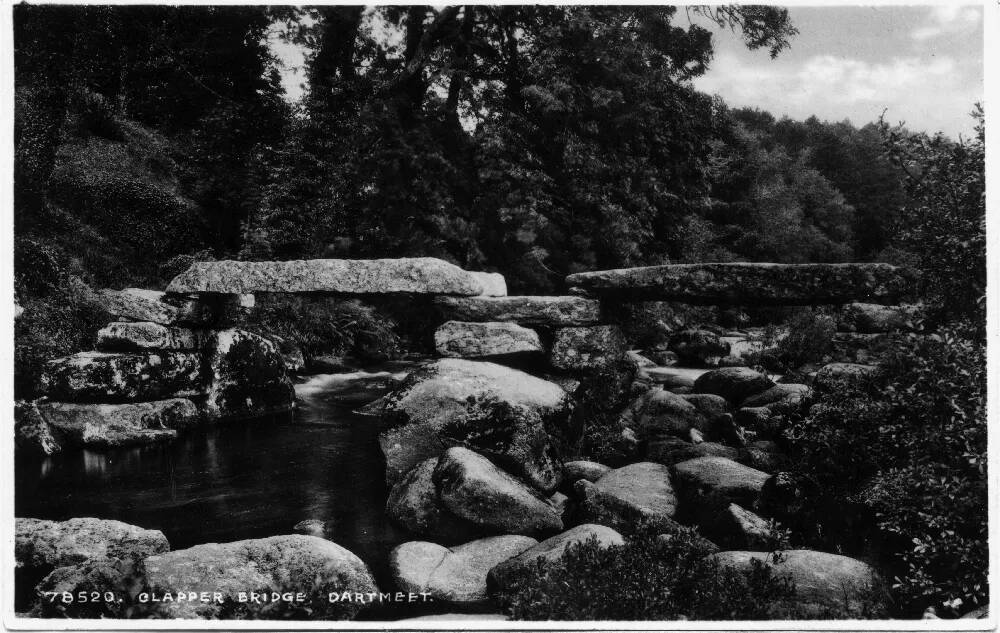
[166,257,917,307]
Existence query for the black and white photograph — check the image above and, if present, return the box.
[3,1,990,627]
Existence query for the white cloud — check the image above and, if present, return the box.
[911,5,982,41]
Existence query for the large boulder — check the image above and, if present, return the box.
[565,262,917,306]
[93,288,211,325]
[385,458,483,543]
[671,457,769,527]
[167,257,484,296]
[434,321,543,358]
[574,462,678,533]
[390,535,537,606]
[371,359,570,491]
[433,448,563,537]
[550,325,627,371]
[434,296,603,326]
[487,524,623,593]
[740,383,810,409]
[693,367,775,404]
[669,329,730,366]
[202,329,295,420]
[562,460,611,485]
[647,436,739,466]
[35,399,199,448]
[708,550,886,617]
[716,503,774,550]
[141,535,377,619]
[621,388,711,439]
[39,352,203,403]
[30,557,145,618]
[97,321,203,352]
[469,271,507,297]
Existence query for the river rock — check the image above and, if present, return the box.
[142,534,377,619]
[622,388,711,439]
[167,257,484,296]
[30,557,144,618]
[672,457,769,523]
[97,321,203,352]
[813,362,877,391]
[565,262,916,305]
[575,462,678,533]
[39,351,203,403]
[386,458,482,543]
[708,550,885,617]
[740,383,810,408]
[202,329,295,420]
[839,302,920,333]
[372,359,570,491]
[563,460,611,485]
[669,329,730,366]
[14,401,62,455]
[16,517,169,573]
[469,272,507,297]
[434,296,602,326]
[35,399,199,448]
[550,325,627,371]
[93,288,211,325]
[647,436,739,466]
[680,393,730,419]
[693,367,775,404]
[434,321,543,358]
[734,406,778,436]
[390,535,536,605]
[434,448,563,537]
[487,524,623,593]
[716,503,773,549]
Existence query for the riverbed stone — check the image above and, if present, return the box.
[29,557,144,618]
[386,458,483,543]
[167,257,484,296]
[391,535,536,605]
[672,457,769,524]
[434,321,543,358]
[550,325,627,371]
[434,296,603,326]
[141,534,377,619]
[15,517,170,573]
[14,401,62,455]
[565,262,917,305]
[563,460,611,485]
[35,399,199,448]
[622,388,711,439]
[93,288,212,325]
[434,448,563,537]
[647,436,739,466]
[708,550,885,617]
[371,359,570,491]
[202,329,295,420]
[669,329,730,366]
[575,462,678,533]
[469,272,507,297]
[716,503,773,549]
[39,351,203,403]
[693,367,775,404]
[97,321,203,352]
[487,524,623,593]
[740,383,810,408]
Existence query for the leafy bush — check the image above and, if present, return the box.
[572,359,642,465]
[495,527,797,620]
[784,325,986,616]
[248,295,401,363]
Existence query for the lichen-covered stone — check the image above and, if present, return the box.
[693,367,775,404]
[708,550,886,617]
[390,535,536,605]
[566,262,917,305]
[15,517,169,572]
[167,257,484,295]
[740,383,810,408]
[434,321,543,358]
[97,321,203,351]
[93,288,211,325]
[14,400,62,455]
[563,460,611,485]
[716,503,774,549]
[672,457,769,521]
[434,296,602,326]
[620,388,712,440]
[202,329,295,420]
[39,352,203,403]
[434,448,563,537]
[647,436,739,466]
[469,272,507,297]
[35,399,199,448]
[550,325,627,371]
[142,535,377,619]
[575,463,679,533]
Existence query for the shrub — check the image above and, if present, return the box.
[572,359,641,465]
[784,324,986,616]
[494,527,797,620]
[748,309,835,372]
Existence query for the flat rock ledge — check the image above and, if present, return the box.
[565,262,917,305]
[166,257,484,296]
[434,296,603,326]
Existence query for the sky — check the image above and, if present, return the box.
[691,5,984,139]
[270,4,985,140]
